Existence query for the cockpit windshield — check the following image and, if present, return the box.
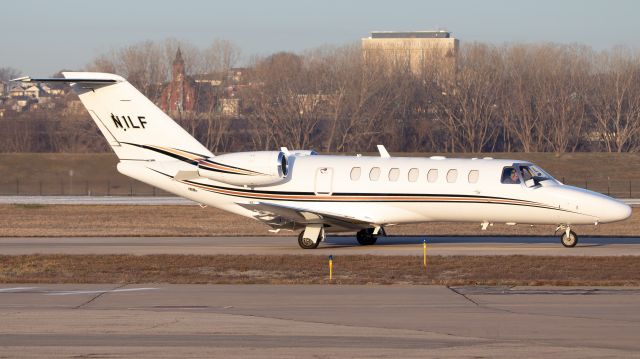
[516,164,557,187]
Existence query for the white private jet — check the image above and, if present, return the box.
[13,72,632,249]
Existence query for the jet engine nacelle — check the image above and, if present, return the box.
[197,151,289,187]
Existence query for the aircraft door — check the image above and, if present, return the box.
[314,167,333,195]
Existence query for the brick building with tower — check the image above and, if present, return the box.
[159,49,197,114]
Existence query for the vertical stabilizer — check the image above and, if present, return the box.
[15,72,213,161]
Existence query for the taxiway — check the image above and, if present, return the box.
[2,235,640,256]
[0,284,637,358]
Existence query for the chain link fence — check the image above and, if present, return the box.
[0,178,173,197]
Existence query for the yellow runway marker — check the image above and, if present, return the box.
[329,255,333,282]
[423,240,427,270]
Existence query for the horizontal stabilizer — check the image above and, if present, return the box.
[12,77,118,84]
[11,73,123,85]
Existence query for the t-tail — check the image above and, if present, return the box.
[12,72,290,192]
[13,72,214,162]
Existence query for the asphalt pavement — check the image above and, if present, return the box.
[2,235,640,256]
[0,284,638,358]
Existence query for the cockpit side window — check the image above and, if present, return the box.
[501,167,521,184]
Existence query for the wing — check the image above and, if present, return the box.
[237,202,374,233]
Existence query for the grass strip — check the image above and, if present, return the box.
[1,254,639,286]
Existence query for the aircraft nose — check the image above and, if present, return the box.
[597,199,632,223]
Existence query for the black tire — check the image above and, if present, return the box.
[298,231,320,249]
[561,230,578,248]
[356,229,378,246]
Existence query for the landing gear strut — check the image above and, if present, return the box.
[557,225,578,247]
[356,228,378,246]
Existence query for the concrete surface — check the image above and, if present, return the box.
[0,284,638,358]
[2,235,640,256]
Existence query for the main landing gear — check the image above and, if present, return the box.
[356,228,378,246]
[557,225,579,248]
[297,226,384,249]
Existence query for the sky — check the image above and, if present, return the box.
[1,0,639,75]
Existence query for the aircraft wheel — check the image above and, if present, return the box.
[298,231,320,249]
[356,229,377,246]
[560,230,578,248]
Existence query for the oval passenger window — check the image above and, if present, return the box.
[388,168,400,182]
[350,167,361,181]
[369,167,381,181]
[427,169,438,183]
[468,170,479,183]
[408,168,419,182]
[446,169,458,183]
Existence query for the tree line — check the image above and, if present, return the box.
[2,39,640,154]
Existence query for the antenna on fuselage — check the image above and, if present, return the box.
[377,145,390,158]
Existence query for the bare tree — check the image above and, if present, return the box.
[589,48,640,152]
[537,45,591,153]
[0,67,21,81]
[201,39,242,74]
[502,44,548,152]
[435,43,504,152]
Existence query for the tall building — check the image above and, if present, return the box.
[362,30,459,75]
[159,49,197,114]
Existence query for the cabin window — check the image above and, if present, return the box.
[350,167,361,181]
[427,169,438,183]
[369,167,381,181]
[501,166,520,184]
[388,168,400,182]
[408,168,419,182]
[446,169,458,183]
[468,170,479,184]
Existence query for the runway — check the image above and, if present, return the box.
[0,284,637,358]
[2,235,640,256]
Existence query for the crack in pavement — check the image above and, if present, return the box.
[447,286,480,306]
[74,284,129,309]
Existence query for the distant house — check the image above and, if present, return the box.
[23,85,40,99]
[40,83,65,96]
[8,96,32,112]
[0,81,5,97]
[9,84,25,98]
[193,73,223,87]
[219,98,240,117]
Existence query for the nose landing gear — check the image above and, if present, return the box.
[556,225,578,247]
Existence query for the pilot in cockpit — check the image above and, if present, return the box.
[501,168,521,184]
